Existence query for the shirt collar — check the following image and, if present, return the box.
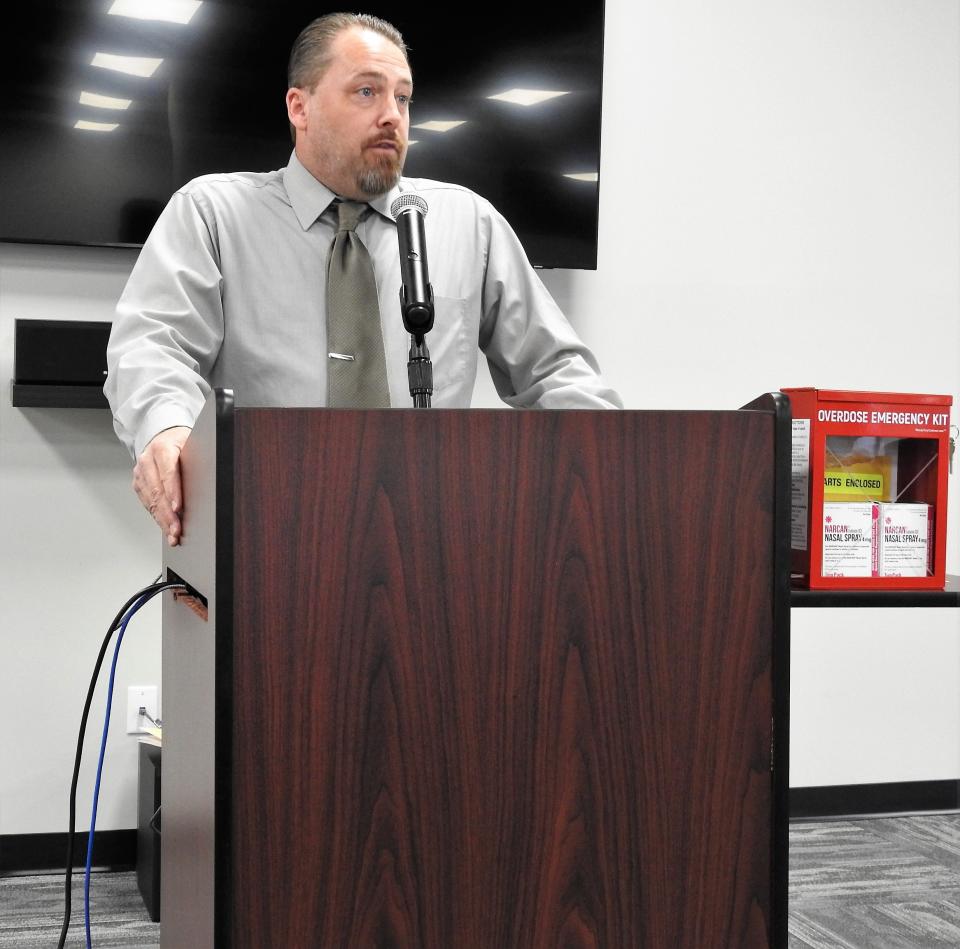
[283,150,404,229]
[366,184,404,224]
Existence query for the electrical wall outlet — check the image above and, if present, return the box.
[126,685,159,735]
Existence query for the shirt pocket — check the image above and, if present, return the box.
[428,296,469,393]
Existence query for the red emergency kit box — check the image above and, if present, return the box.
[782,388,953,590]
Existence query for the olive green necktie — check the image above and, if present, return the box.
[325,200,390,407]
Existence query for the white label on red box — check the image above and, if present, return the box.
[878,503,932,577]
[822,502,877,577]
[791,419,811,550]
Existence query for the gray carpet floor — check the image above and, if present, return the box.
[0,869,158,947]
[789,814,960,948]
[1,815,957,948]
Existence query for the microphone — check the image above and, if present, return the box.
[390,193,434,339]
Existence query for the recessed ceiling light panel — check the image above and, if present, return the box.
[411,120,466,133]
[563,172,599,182]
[488,89,570,106]
[107,0,202,24]
[91,52,163,78]
[75,120,120,132]
[79,91,132,110]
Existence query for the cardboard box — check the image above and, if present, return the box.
[822,502,877,577]
[877,503,933,578]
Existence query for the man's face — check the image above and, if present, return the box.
[287,27,412,199]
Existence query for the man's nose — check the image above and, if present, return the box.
[378,96,402,126]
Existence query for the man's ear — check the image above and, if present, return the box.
[286,87,308,132]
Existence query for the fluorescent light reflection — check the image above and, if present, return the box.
[107,0,202,24]
[75,120,119,132]
[79,91,132,110]
[564,172,599,182]
[411,120,465,133]
[488,89,569,106]
[91,52,163,77]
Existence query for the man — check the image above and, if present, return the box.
[105,13,621,547]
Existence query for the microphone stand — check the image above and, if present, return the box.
[407,333,432,408]
[400,283,434,408]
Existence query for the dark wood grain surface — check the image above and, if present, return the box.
[229,408,776,948]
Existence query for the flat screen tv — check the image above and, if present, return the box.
[0,1,604,269]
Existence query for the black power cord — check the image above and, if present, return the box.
[57,578,184,949]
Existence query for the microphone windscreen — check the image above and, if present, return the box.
[390,193,428,219]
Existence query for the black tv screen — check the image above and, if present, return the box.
[0,1,604,269]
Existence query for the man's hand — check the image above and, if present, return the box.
[133,426,192,546]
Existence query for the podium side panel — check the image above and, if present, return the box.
[161,391,233,949]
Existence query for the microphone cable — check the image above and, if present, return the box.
[57,577,185,949]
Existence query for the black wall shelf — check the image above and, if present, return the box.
[791,574,960,608]
[12,318,111,408]
[12,383,108,409]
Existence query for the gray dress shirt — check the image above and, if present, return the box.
[105,151,621,458]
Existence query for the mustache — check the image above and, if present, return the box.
[364,133,404,150]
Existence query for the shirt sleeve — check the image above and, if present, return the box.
[477,202,622,410]
[104,189,225,459]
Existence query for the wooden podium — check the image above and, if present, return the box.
[162,391,790,948]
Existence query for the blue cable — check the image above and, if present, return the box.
[83,592,152,949]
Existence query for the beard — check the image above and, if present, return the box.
[302,126,407,199]
[354,143,405,196]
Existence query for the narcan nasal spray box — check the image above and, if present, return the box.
[877,503,932,577]
[822,502,878,577]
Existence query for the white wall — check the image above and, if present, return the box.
[1,0,957,837]
[0,245,162,835]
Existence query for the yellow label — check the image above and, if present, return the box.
[823,469,884,500]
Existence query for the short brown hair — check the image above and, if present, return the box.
[286,14,408,143]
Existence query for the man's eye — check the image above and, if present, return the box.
[397,95,411,107]
[358,87,373,97]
